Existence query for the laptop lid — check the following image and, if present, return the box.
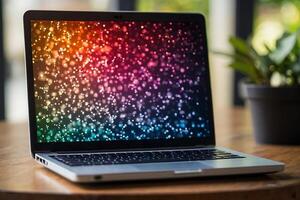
[23,11,215,154]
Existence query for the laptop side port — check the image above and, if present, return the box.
[35,155,48,166]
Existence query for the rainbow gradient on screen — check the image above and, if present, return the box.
[31,20,211,143]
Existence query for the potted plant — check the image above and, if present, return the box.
[215,30,300,145]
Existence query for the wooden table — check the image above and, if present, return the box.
[0,108,299,200]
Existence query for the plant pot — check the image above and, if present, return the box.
[242,83,300,145]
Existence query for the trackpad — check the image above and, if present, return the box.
[134,161,209,172]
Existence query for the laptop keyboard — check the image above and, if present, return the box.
[49,149,244,166]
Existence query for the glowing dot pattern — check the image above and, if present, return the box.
[31,20,211,143]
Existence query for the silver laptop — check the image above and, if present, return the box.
[23,10,284,182]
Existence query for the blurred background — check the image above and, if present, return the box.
[0,0,299,122]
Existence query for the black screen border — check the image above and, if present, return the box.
[23,10,215,156]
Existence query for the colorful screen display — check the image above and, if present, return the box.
[31,20,211,143]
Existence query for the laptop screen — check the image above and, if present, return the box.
[30,19,212,143]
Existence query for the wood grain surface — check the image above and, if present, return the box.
[0,108,299,200]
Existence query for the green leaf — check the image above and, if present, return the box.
[229,37,251,56]
[269,32,297,65]
[229,61,259,83]
[212,51,253,64]
[213,49,264,83]
[263,43,273,54]
[212,50,236,58]
[213,51,255,68]
[249,45,271,78]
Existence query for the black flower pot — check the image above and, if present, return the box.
[242,84,300,145]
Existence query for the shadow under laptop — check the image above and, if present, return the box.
[36,167,291,192]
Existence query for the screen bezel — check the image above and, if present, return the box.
[23,10,216,155]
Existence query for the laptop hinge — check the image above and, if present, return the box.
[49,145,216,154]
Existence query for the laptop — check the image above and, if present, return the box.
[23,10,284,182]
